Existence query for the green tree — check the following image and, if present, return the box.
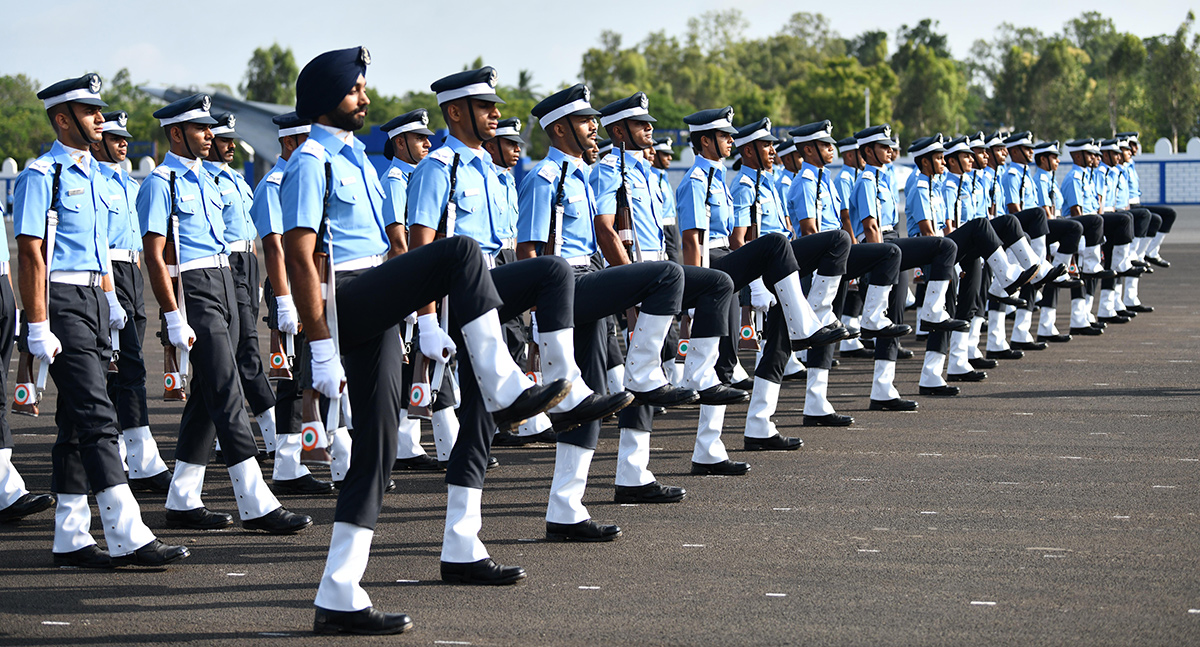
[1105,34,1146,134]
[786,58,897,139]
[891,21,968,140]
[1144,11,1200,150]
[240,43,298,104]
[1024,39,1098,139]
[0,74,53,162]
[847,31,888,67]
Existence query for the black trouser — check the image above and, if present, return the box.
[753,231,850,382]
[1022,218,1084,310]
[1129,208,1153,238]
[229,250,276,416]
[1099,211,1135,291]
[1145,205,1176,233]
[493,247,527,366]
[806,241,901,371]
[47,281,125,495]
[619,264,734,433]
[106,259,149,431]
[448,255,575,492]
[874,233,958,362]
[175,268,261,469]
[558,261,684,449]
[1012,207,1049,239]
[334,237,500,529]
[263,278,305,438]
[0,278,14,450]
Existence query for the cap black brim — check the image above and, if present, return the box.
[76,97,108,107]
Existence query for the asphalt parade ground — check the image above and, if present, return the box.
[1,239,1198,646]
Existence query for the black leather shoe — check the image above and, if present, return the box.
[1031,263,1068,289]
[791,323,852,351]
[1097,315,1131,324]
[1002,265,1040,293]
[1038,334,1072,343]
[860,323,912,339]
[744,434,803,451]
[550,392,635,433]
[1011,341,1048,351]
[839,348,876,359]
[614,481,686,503]
[0,492,56,522]
[492,379,572,431]
[243,507,312,534]
[803,413,854,427]
[1070,326,1104,336]
[969,357,998,369]
[691,459,750,476]
[53,545,112,569]
[213,450,224,465]
[487,456,499,471]
[393,455,443,472]
[165,507,234,530]
[273,474,337,495]
[1116,309,1138,318]
[111,539,190,567]
[441,558,526,585]
[869,398,918,411]
[1125,304,1154,313]
[128,471,172,494]
[1082,268,1117,279]
[545,519,622,542]
[862,338,875,349]
[918,384,960,396]
[1092,321,1107,329]
[921,318,970,333]
[782,368,808,380]
[629,383,699,408]
[730,377,756,390]
[386,479,397,492]
[1131,258,1149,268]
[697,384,749,405]
[897,347,915,360]
[314,607,413,635]
[947,370,988,382]
[988,292,1029,308]
[492,429,532,446]
[1118,266,1146,278]
[987,349,1025,360]
[1146,255,1170,268]
[1053,276,1084,289]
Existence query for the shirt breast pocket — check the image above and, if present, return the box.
[332,183,360,206]
[455,190,482,214]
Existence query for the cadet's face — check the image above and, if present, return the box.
[183,123,213,158]
[643,147,655,162]
[817,141,835,165]
[887,147,898,162]
[405,133,431,162]
[715,131,733,158]
[332,75,370,131]
[991,145,1007,164]
[1047,155,1059,171]
[104,133,128,162]
[627,120,654,148]
[1121,149,1131,163]
[972,148,989,168]
[501,139,521,166]
[654,150,673,169]
[956,151,973,172]
[474,100,500,139]
[213,136,237,162]
[930,151,946,174]
[583,143,599,165]
[571,115,598,148]
[63,103,105,144]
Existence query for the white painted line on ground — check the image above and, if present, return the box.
[1060,456,1085,460]
[41,621,69,626]
[1131,414,1151,418]
[857,549,880,553]
[873,528,890,531]
[1178,458,1199,462]
[1090,432,1109,435]
[395,579,419,583]
[1026,547,1067,551]
[919,511,938,515]
[850,478,872,482]
[997,482,1020,485]
[434,641,473,646]
[918,453,942,457]
[1168,360,1194,363]
[1093,383,1109,386]
[682,544,705,548]
[517,538,538,542]
[227,572,246,577]
[766,593,787,597]
[1188,609,1200,614]
[1014,412,1034,416]
[619,504,639,507]
[772,507,792,511]
[578,586,600,590]
[1152,485,1177,489]
[970,601,996,606]
[1114,515,1130,519]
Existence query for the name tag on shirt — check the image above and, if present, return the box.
[567,194,585,204]
[462,188,480,197]
[221,187,236,196]
[66,188,85,196]
[340,176,358,186]
[180,194,195,202]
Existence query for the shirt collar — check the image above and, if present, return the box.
[167,151,204,177]
[443,135,485,166]
[389,158,416,174]
[694,155,724,177]
[547,147,586,177]
[314,122,356,146]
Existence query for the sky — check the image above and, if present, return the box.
[1,0,1192,100]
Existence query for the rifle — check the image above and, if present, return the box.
[267,328,293,380]
[108,329,120,374]
[13,163,65,415]
[675,313,691,365]
[409,153,461,421]
[739,170,763,351]
[161,171,188,401]
[300,162,336,466]
[615,145,642,339]
[701,167,715,268]
[526,160,571,384]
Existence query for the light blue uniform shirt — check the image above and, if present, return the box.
[591,148,664,253]
[378,157,415,228]
[206,161,256,243]
[137,153,228,265]
[848,165,894,240]
[773,168,794,223]
[676,156,734,238]
[13,142,110,272]
[1001,162,1039,212]
[408,135,505,256]
[964,170,988,220]
[652,168,677,226]
[251,157,287,239]
[906,172,946,237]
[834,165,858,217]
[942,172,972,225]
[517,147,596,259]
[732,167,788,235]
[1105,162,1129,209]
[1125,160,1140,204]
[280,124,388,264]
[788,162,840,233]
[1033,166,1062,213]
[100,163,141,253]
[1060,165,1096,214]
[980,166,1003,215]
[494,163,519,242]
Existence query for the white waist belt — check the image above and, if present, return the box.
[333,254,384,273]
[880,226,895,234]
[227,240,254,253]
[502,237,516,251]
[170,254,231,276]
[109,249,139,264]
[0,261,9,276]
[661,216,677,226]
[50,270,103,287]
[706,235,729,250]
[564,255,591,267]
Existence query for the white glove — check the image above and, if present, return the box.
[105,290,127,330]
[418,313,456,362]
[27,320,61,364]
[310,338,345,399]
[275,295,300,335]
[748,279,776,313]
[163,309,195,352]
[404,311,418,327]
[529,312,540,345]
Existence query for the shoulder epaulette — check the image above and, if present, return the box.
[28,157,53,175]
[689,166,706,181]
[537,163,560,183]
[428,147,454,165]
[598,153,618,167]
[265,172,283,185]
[387,167,406,180]
[299,138,325,158]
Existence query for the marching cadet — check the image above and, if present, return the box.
[250,111,336,495]
[91,109,173,492]
[519,83,697,533]
[283,49,568,634]
[14,73,187,567]
[1060,138,1122,334]
[408,66,622,583]
[650,137,682,265]
[832,135,872,360]
[1093,139,1146,323]
[999,131,1078,351]
[785,120,909,417]
[1122,133,1174,267]
[591,92,741,479]
[137,93,311,535]
[375,109,446,469]
[677,106,850,460]
[204,112,279,457]
[1103,138,1156,315]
